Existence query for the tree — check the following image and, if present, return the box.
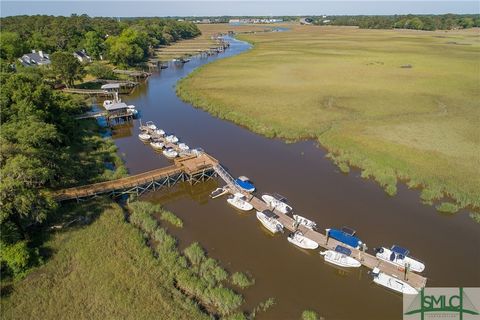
[0,32,26,61]
[84,31,105,59]
[51,51,85,87]
[88,62,115,79]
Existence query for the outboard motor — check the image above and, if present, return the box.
[390,252,396,261]
[374,247,384,254]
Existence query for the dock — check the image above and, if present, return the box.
[54,121,428,291]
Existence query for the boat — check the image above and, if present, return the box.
[103,100,113,108]
[146,121,157,130]
[256,210,284,234]
[227,193,253,211]
[138,133,151,141]
[210,187,228,199]
[162,148,178,159]
[150,141,164,150]
[261,193,292,214]
[371,267,418,295]
[127,104,136,110]
[178,143,189,151]
[326,228,363,249]
[374,246,425,273]
[320,245,361,268]
[287,231,318,249]
[293,215,317,230]
[235,176,255,193]
[180,58,190,63]
[128,108,138,116]
[160,64,168,69]
[154,129,165,136]
[166,135,179,144]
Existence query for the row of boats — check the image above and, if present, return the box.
[210,180,425,295]
[138,121,198,159]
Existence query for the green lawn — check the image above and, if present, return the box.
[177,25,480,213]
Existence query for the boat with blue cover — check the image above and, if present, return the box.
[320,245,361,268]
[326,228,363,249]
[235,176,256,192]
[375,245,425,273]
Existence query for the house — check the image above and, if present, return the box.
[73,50,92,63]
[18,50,51,67]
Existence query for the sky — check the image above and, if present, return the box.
[1,1,479,17]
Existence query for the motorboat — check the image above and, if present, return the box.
[154,129,165,136]
[150,141,164,150]
[191,148,204,157]
[178,143,190,151]
[163,148,178,159]
[256,210,283,234]
[180,58,190,63]
[103,100,113,108]
[210,187,228,199]
[326,228,363,249]
[127,104,136,110]
[127,108,138,116]
[138,133,151,141]
[235,176,255,193]
[160,64,168,69]
[227,193,253,211]
[261,193,292,214]
[375,246,425,273]
[371,267,418,295]
[320,245,361,268]
[293,215,317,230]
[166,135,179,144]
[287,231,318,249]
[145,121,157,130]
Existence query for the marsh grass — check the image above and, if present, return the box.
[231,272,255,289]
[177,25,480,214]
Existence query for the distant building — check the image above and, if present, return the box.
[73,49,92,63]
[197,18,211,24]
[18,50,51,67]
[323,20,331,24]
[229,18,283,25]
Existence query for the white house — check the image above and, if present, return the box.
[73,49,92,63]
[18,50,51,67]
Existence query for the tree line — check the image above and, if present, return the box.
[314,14,480,31]
[0,15,201,67]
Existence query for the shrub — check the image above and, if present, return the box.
[302,310,319,320]
[231,272,255,289]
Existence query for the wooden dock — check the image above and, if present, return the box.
[62,88,108,96]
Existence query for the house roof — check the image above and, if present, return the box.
[74,51,90,58]
[19,52,51,66]
[101,83,120,90]
[104,102,128,111]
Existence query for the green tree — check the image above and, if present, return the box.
[88,62,115,79]
[84,31,105,59]
[51,51,85,87]
[0,32,26,61]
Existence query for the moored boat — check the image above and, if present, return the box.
[163,148,178,159]
[155,129,165,136]
[375,246,425,273]
[326,228,363,249]
[150,141,164,150]
[210,187,228,199]
[287,231,318,249]
[261,193,292,214]
[256,210,284,234]
[227,193,253,211]
[235,176,255,193]
[371,267,418,295]
[178,143,190,151]
[146,121,157,130]
[320,245,361,268]
[103,100,113,108]
[166,135,179,144]
[138,133,151,141]
[293,215,317,230]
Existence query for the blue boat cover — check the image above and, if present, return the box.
[235,179,255,191]
[391,245,409,257]
[328,229,362,249]
[335,245,352,256]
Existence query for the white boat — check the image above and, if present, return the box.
[166,135,179,144]
[293,214,317,230]
[146,121,157,130]
[127,104,136,109]
[320,245,361,268]
[261,193,292,214]
[210,187,228,199]
[103,100,113,108]
[178,143,189,151]
[371,267,418,295]
[287,231,318,249]
[128,108,138,116]
[256,210,284,234]
[154,129,165,136]
[150,141,164,150]
[375,246,425,273]
[227,193,253,211]
[138,133,151,141]
[163,148,178,159]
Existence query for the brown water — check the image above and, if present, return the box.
[109,37,480,320]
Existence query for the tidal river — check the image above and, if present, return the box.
[110,37,480,320]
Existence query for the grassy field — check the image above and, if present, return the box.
[177,25,480,214]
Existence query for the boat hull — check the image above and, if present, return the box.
[376,248,425,273]
[287,233,318,249]
[227,198,253,211]
[262,194,292,214]
[322,250,361,268]
[256,211,283,234]
[373,272,418,295]
[293,214,316,230]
